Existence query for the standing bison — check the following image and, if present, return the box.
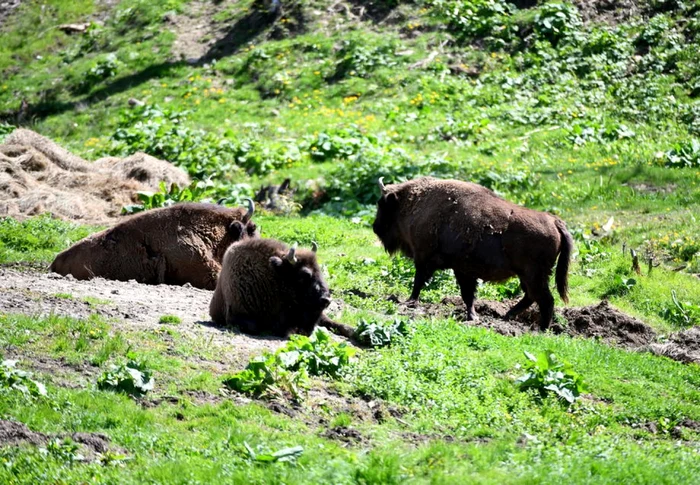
[49,201,257,290]
[210,238,355,338]
[373,176,573,330]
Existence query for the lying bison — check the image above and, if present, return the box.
[373,176,573,330]
[50,201,257,290]
[210,238,355,338]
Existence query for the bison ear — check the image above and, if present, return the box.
[228,221,244,240]
[269,256,283,268]
[300,266,313,279]
[246,222,258,237]
[385,192,398,207]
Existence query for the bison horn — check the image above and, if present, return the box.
[243,198,254,222]
[378,177,387,195]
[217,198,227,205]
[286,244,298,264]
[311,241,318,253]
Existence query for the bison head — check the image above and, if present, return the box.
[269,242,331,313]
[372,177,401,255]
[227,198,258,240]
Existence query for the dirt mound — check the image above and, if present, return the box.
[399,297,657,348]
[321,426,365,445]
[647,327,700,365]
[573,0,642,24]
[0,129,189,223]
[0,419,119,460]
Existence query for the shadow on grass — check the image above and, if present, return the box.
[2,4,282,125]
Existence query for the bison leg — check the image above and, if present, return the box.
[408,263,435,304]
[454,272,479,321]
[209,288,226,325]
[505,295,534,320]
[229,313,262,335]
[515,274,555,331]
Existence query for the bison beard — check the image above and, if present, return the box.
[373,176,574,330]
[209,238,355,339]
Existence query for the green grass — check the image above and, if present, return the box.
[1,313,699,483]
[158,315,182,325]
[1,0,700,482]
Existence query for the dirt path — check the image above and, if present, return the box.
[1,268,698,366]
[0,267,288,368]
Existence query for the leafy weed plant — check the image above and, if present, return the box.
[515,350,586,404]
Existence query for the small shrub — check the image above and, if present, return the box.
[223,329,356,399]
[355,318,411,347]
[660,290,700,327]
[664,139,700,168]
[430,0,514,44]
[515,350,585,404]
[42,438,82,464]
[0,359,47,399]
[331,40,400,79]
[477,278,522,301]
[434,116,492,143]
[533,3,581,45]
[76,54,119,93]
[603,274,638,297]
[566,120,635,146]
[97,360,154,397]
[301,127,375,162]
[0,122,15,143]
[121,181,211,214]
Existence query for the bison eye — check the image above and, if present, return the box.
[299,266,313,281]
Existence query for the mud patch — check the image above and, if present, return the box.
[321,426,365,445]
[0,420,122,461]
[0,129,189,224]
[646,326,700,365]
[399,297,658,348]
[572,0,643,25]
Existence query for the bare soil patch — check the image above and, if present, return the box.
[395,296,698,364]
[572,0,643,24]
[321,426,365,445]
[398,297,657,348]
[0,419,122,461]
[0,0,22,28]
[0,129,189,224]
[0,267,289,370]
[646,326,700,365]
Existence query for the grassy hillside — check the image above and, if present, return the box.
[1,0,699,483]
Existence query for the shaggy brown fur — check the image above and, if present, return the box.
[373,176,573,330]
[49,202,257,290]
[210,238,355,338]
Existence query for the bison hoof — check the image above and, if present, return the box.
[405,299,418,308]
[466,311,479,322]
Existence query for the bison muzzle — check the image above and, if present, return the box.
[372,176,573,330]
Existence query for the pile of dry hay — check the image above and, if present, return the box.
[0,129,189,224]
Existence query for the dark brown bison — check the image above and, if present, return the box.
[209,238,355,338]
[49,200,257,290]
[373,176,573,330]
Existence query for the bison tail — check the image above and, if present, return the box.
[555,219,574,304]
